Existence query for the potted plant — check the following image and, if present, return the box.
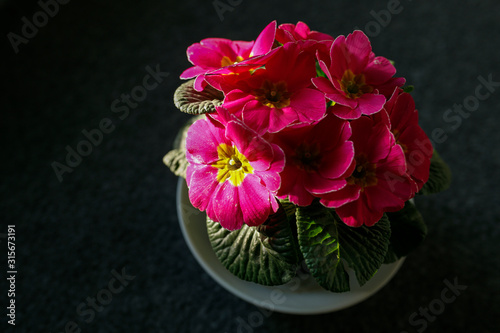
[164,21,451,300]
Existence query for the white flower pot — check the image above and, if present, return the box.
[176,177,405,314]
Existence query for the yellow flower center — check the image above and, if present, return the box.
[212,144,254,186]
[220,55,245,67]
[339,69,373,99]
[347,154,378,190]
[254,80,291,109]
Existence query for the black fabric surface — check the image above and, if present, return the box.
[2,0,499,332]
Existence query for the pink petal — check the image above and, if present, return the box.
[376,77,406,97]
[251,21,277,56]
[267,107,300,133]
[180,66,207,79]
[222,90,254,116]
[193,75,207,91]
[318,58,334,82]
[387,92,416,129]
[366,122,394,162]
[377,143,407,176]
[364,180,406,213]
[187,43,225,69]
[349,117,374,153]
[238,174,274,226]
[327,92,359,109]
[320,184,360,208]
[305,173,346,194]
[329,104,362,119]
[356,93,386,115]
[186,118,228,165]
[187,165,220,212]
[329,35,349,78]
[278,169,315,206]
[364,56,396,85]
[336,196,383,227]
[312,76,337,95]
[210,181,244,230]
[254,143,285,192]
[225,120,273,171]
[319,141,355,179]
[276,23,295,43]
[290,88,327,123]
[242,101,296,134]
[344,30,371,73]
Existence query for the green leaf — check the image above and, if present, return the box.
[163,148,188,178]
[418,150,452,195]
[336,214,391,286]
[315,61,327,78]
[173,79,223,115]
[403,85,414,93]
[296,202,349,292]
[207,204,299,286]
[384,201,427,263]
[296,201,391,292]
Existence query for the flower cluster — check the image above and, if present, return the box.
[182,21,433,230]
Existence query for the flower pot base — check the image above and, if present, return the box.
[176,178,405,314]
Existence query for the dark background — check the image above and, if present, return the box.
[1,0,499,332]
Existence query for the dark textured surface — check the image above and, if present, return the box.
[1,0,499,332]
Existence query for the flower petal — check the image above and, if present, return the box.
[187,165,220,212]
[238,174,274,226]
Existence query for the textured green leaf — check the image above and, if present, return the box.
[385,201,427,263]
[418,150,452,195]
[336,214,391,286]
[207,204,299,286]
[163,115,204,178]
[296,201,391,292]
[173,79,223,115]
[163,148,188,178]
[296,202,349,292]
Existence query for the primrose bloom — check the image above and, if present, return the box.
[381,89,433,192]
[320,116,414,227]
[313,30,405,119]
[275,21,334,60]
[180,21,276,91]
[185,108,285,230]
[210,42,326,134]
[276,21,334,43]
[273,114,354,206]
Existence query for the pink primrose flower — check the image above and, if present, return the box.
[276,21,335,44]
[209,42,326,134]
[272,114,354,206]
[312,30,405,119]
[180,21,277,91]
[320,115,414,227]
[185,108,285,230]
[378,89,433,193]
